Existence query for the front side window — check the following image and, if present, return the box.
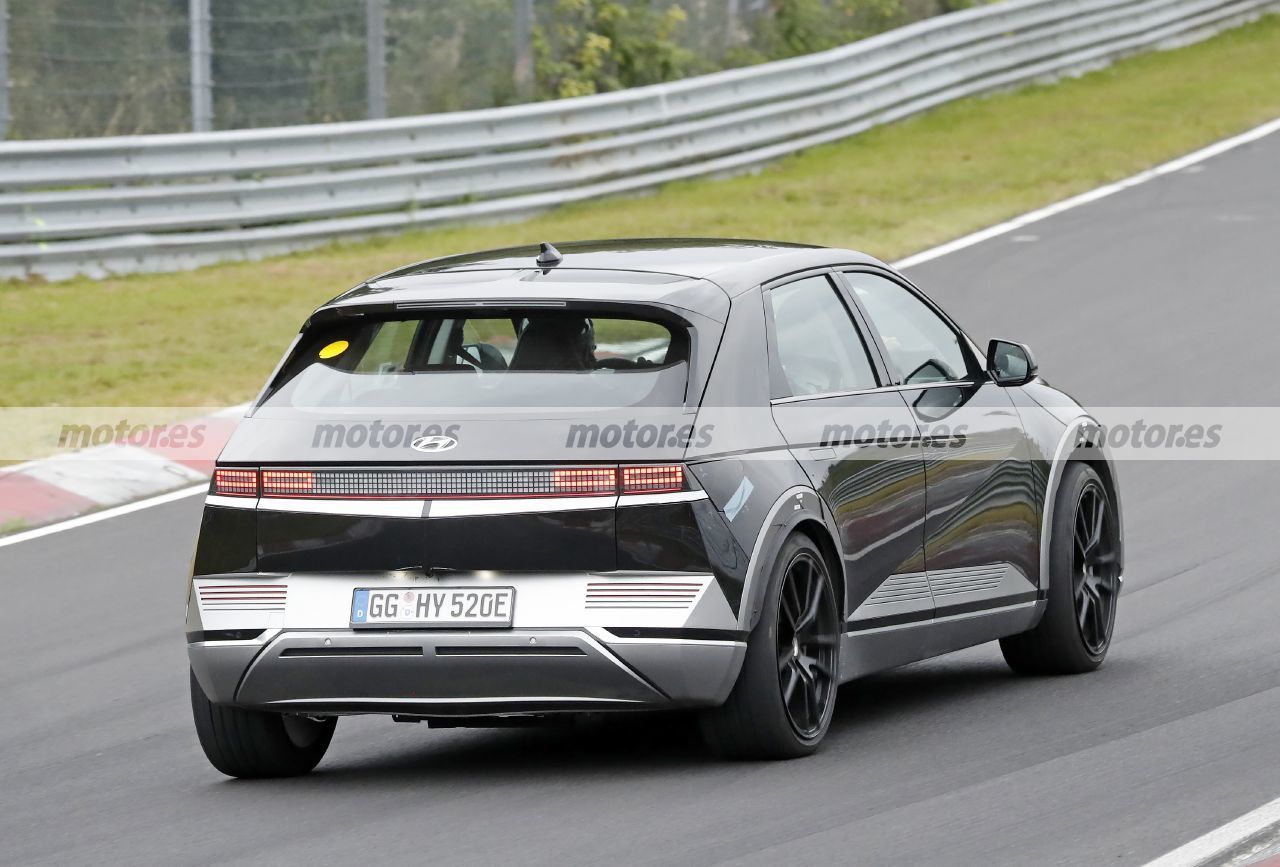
[768,275,879,398]
[262,311,688,411]
[843,272,971,385]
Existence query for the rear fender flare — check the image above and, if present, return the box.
[737,486,844,633]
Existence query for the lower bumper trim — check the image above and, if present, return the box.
[187,629,265,643]
[603,627,746,642]
[188,627,745,712]
[279,645,422,658]
[435,645,587,657]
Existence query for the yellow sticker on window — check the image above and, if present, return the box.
[318,340,349,359]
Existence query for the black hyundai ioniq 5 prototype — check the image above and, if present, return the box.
[187,239,1122,777]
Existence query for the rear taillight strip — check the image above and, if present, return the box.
[621,464,684,493]
[262,468,618,499]
[212,467,258,497]
[215,464,689,500]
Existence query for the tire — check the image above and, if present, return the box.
[700,533,840,759]
[190,668,336,778]
[1001,462,1120,675]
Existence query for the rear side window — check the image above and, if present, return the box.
[263,311,689,410]
[768,275,879,398]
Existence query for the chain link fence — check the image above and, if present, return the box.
[2,0,974,139]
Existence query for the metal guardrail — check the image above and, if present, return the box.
[0,0,1275,280]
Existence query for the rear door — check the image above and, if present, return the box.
[763,272,931,642]
[838,269,1040,628]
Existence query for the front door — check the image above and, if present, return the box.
[839,269,1041,624]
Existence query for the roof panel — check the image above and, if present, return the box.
[317,239,887,319]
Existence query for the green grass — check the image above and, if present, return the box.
[3,14,1280,408]
[0,517,28,534]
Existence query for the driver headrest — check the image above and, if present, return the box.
[509,317,596,371]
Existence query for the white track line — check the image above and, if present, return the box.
[894,115,1280,270]
[2,116,1279,550]
[1143,796,1280,867]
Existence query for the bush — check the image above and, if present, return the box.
[534,0,711,98]
[534,0,981,100]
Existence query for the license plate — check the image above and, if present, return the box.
[350,587,515,628]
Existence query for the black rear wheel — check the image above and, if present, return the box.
[190,669,336,778]
[1001,463,1120,674]
[700,533,840,759]
[776,548,840,739]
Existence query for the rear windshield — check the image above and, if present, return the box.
[262,311,690,410]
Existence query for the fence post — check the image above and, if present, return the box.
[513,0,534,103]
[725,0,741,50]
[188,0,213,132]
[366,0,387,119]
[0,0,9,140]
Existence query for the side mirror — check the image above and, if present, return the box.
[987,339,1038,386]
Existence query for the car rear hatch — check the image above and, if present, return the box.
[200,301,726,577]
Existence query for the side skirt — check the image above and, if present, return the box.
[838,597,1045,683]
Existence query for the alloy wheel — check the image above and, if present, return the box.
[1073,481,1119,655]
[776,551,839,738]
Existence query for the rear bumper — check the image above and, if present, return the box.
[186,569,746,715]
[189,627,745,715]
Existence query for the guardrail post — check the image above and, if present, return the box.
[366,0,387,120]
[188,0,213,132]
[0,0,8,139]
[513,0,534,103]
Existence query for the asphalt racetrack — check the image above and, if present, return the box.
[2,127,1279,866]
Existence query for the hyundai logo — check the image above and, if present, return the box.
[411,435,458,453]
